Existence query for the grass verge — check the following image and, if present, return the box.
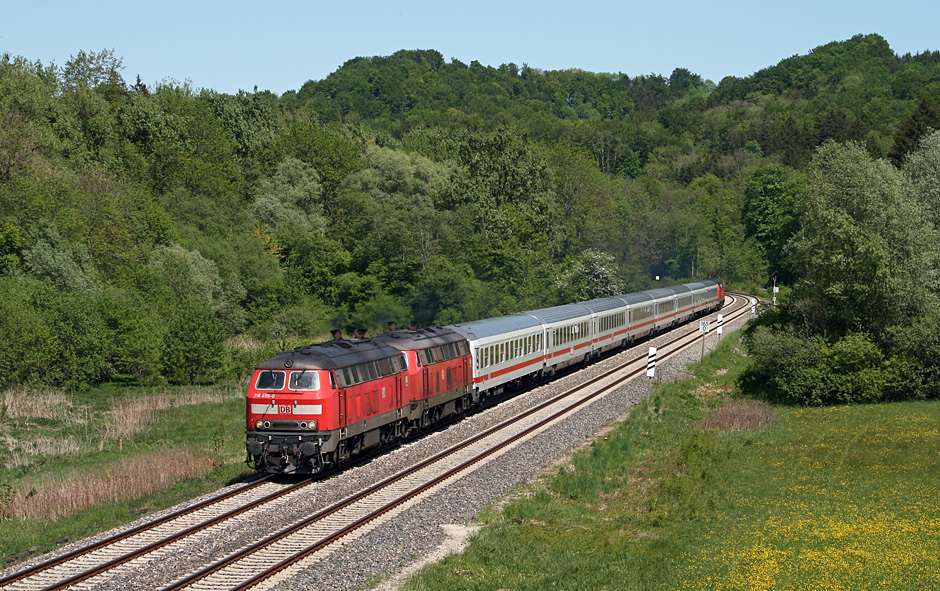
[402,331,940,590]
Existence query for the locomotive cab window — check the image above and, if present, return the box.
[289,371,320,391]
[255,370,286,390]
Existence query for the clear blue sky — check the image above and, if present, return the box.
[2,1,938,95]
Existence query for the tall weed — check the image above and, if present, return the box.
[5,449,212,520]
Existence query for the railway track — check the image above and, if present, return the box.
[0,295,749,591]
[0,477,311,591]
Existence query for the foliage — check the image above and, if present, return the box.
[786,140,939,341]
[0,276,105,390]
[160,300,225,385]
[554,248,625,302]
[888,95,940,167]
[905,129,940,228]
[739,326,905,405]
[742,164,804,280]
[4,33,940,393]
[21,220,96,292]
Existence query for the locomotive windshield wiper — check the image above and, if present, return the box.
[289,369,307,391]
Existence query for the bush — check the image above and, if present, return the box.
[739,326,905,405]
[0,276,107,390]
[95,288,164,384]
[160,300,225,385]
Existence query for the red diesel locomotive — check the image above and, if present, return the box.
[245,326,472,474]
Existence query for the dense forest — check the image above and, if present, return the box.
[2,33,940,400]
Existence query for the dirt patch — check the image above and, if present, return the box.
[701,398,775,432]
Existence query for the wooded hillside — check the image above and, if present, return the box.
[3,34,940,393]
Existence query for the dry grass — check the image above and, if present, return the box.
[701,398,775,432]
[0,433,83,469]
[108,386,238,439]
[7,449,213,520]
[692,383,726,407]
[0,386,240,469]
[0,387,76,422]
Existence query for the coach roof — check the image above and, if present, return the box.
[373,325,466,351]
[449,314,542,340]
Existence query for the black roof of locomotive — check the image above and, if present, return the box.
[372,325,465,351]
[256,338,404,371]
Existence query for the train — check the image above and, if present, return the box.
[245,279,724,474]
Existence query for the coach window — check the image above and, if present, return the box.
[289,371,320,391]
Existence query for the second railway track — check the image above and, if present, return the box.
[0,294,751,591]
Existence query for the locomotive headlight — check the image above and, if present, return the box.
[255,420,264,430]
[309,420,318,431]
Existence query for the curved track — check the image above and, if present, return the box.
[0,295,750,591]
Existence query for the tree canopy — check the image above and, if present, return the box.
[4,34,940,394]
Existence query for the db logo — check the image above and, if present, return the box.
[278,405,292,414]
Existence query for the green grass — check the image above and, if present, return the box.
[0,381,255,560]
[675,401,940,590]
[402,332,940,590]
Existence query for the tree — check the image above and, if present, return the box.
[251,156,326,234]
[284,122,361,214]
[742,165,804,281]
[786,140,939,341]
[21,220,96,292]
[160,300,225,385]
[904,129,940,229]
[148,243,223,309]
[888,95,940,167]
[554,249,625,302]
[334,144,452,291]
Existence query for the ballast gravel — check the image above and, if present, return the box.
[0,307,750,591]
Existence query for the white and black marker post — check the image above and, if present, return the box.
[647,346,656,380]
[717,313,723,338]
[699,319,709,361]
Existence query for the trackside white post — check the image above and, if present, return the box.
[717,313,723,337]
[647,347,656,379]
[699,320,709,361]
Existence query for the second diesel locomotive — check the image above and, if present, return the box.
[246,279,724,474]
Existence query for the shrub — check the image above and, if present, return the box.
[160,300,225,385]
[0,276,107,390]
[739,327,904,405]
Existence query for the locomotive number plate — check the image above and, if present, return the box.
[278,405,292,414]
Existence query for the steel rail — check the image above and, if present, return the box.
[162,296,749,591]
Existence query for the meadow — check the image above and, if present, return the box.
[403,332,940,590]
